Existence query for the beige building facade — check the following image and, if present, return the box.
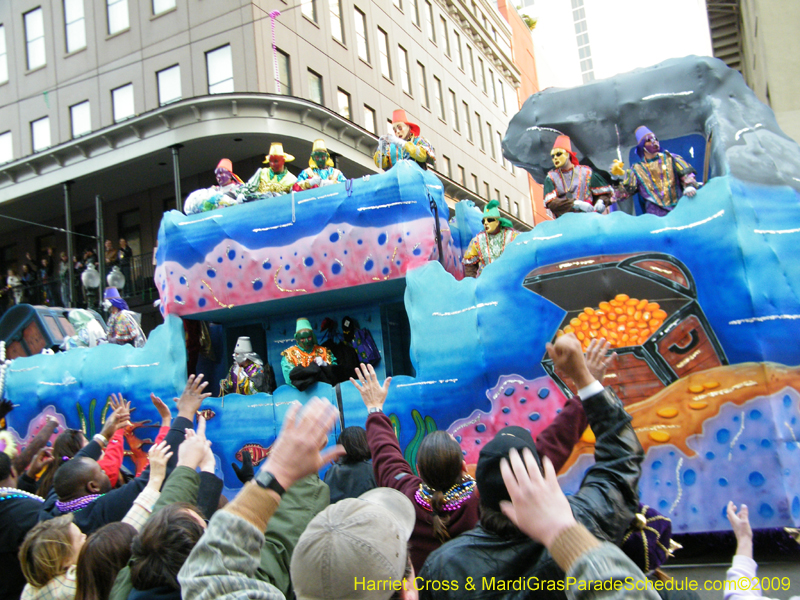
[0,0,532,300]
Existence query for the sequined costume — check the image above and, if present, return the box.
[107,310,145,348]
[280,345,335,384]
[616,151,699,215]
[374,135,436,170]
[544,165,614,218]
[221,362,268,395]
[462,228,519,277]
[239,168,297,200]
[292,166,346,191]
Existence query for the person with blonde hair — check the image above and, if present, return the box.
[18,514,85,600]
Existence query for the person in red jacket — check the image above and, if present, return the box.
[349,338,615,574]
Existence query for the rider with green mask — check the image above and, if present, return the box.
[280,318,337,390]
[292,139,347,191]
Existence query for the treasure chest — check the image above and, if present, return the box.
[523,253,728,406]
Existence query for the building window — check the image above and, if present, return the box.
[453,31,462,70]
[112,83,134,122]
[0,26,8,84]
[484,182,490,199]
[489,69,496,103]
[337,88,351,119]
[107,0,129,35]
[64,0,86,53]
[24,8,46,70]
[308,69,323,104]
[448,90,459,131]
[458,165,465,186]
[302,0,317,22]
[31,117,51,153]
[275,49,291,94]
[364,105,377,133]
[393,0,402,9]
[441,155,451,178]
[504,195,510,210]
[494,188,500,202]
[462,101,472,141]
[440,17,450,56]
[499,79,507,113]
[471,174,478,192]
[70,100,91,138]
[157,65,181,105]
[433,76,445,120]
[399,46,411,94]
[0,131,12,164]
[476,111,484,150]
[425,1,435,43]
[497,131,506,167]
[354,8,369,62]
[378,28,391,79]
[153,0,175,14]
[572,0,594,83]
[417,62,429,108]
[514,201,520,217]
[466,45,475,82]
[478,57,486,93]
[409,0,420,26]
[206,45,233,94]
[486,121,494,158]
[330,0,344,44]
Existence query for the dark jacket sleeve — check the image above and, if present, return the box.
[535,395,588,473]
[17,472,39,494]
[365,412,422,496]
[569,387,644,544]
[196,471,224,520]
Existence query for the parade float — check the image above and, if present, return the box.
[3,55,800,538]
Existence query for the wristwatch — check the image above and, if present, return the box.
[255,470,286,496]
[368,406,383,414]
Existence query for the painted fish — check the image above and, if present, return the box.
[236,443,271,466]
[197,409,216,421]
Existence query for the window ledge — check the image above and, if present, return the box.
[382,75,394,85]
[403,91,414,101]
[151,7,177,20]
[64,46,87,59]
[25,65,47,75]
[302,15,320,28]
[106,27,131,41]
[421,104,431,113]
[358,57,372,69]
[332,38,347,51]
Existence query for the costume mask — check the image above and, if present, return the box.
[216,168,233,186]
[393,122,411,140]
[483,217,500,235]
[102,299,112,310]
[233,352,247,365]
[311,151,328,169]
[643,135,660,155]
[297,330,314,352]
[551,149,569,170]
[268,155,286,173]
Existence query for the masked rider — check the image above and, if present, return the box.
[374,109,435,171]
[544,135,614,219]
[463,200,519,278]
[238,143,298,202]
[280,318,337,391]
[292,139,347,191]
[220,336,274,395]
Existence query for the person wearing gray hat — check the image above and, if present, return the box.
[418,333,644,599]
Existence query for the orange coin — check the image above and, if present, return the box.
[703,381,720,390]
[581,427,596,443]
[618,314,628,324]
[607,312,617,321]
[581,322,590,331]
[649,319,661,328]
[642,311,651,321]
[646,302,660,312]
[614,307,624,315]
[577,331,585,341]
[578,313,589,322]
[625,298,639,306]
[636,299,648,310]
[620,334,630,345]
[657,408,679,418]
[585,307,595,316]
[599,301,611,311]
[590,321,601,330]
[600,316,609,326]
[615,294,630,302]
[590,316,599,323]
[570,318,581,328]
[628,328,639,337]
[633,310,642,321]
[564,325,574,334]
[653,309,668,320]
[688,384,705,393]
[688,401,708,410]
[648,431,671,443]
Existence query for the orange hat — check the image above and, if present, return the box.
[552,135,579,166]
[391,109,420,137]
[215,158,244,185]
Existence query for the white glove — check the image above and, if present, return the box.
[318,178,337,187]
[308,176,322,187]
[573,200,594,213]
[387,135,406,147]
[593,199,606,213]
[314,356,328,367]
[683,186,697,197]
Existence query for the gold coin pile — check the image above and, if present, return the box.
[556,294,668,351]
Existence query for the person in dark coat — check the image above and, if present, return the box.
[417,333,644,599]
[323,426,376,503]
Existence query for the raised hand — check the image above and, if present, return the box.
[147,440,173,487]
[262,398,345,490]
[350,363,391,410]
[109,393,132,429]
[585,338,616,383]
[546,333,594,390]
[727,501,753,559]
[149,393,172,427]
[27,447,54,476]
[232,451,254,484]
[500,449,577,548]
[177,415,211,470]
[176,374,212,420]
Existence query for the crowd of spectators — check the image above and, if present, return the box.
[0,336,781,600]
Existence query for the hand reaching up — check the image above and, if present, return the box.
[546,334,595,390]
[727,501,753,559]
[147,440,173,488]
[585,338,616,383]
[176,374,212,420]
[109,393,132,429]
[350,363,391,410]
[150,393,172,427]
[232,451,254,484]
[177,416,211,470]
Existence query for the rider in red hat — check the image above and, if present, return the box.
[544,135,613,218]
[374,109,436,171]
